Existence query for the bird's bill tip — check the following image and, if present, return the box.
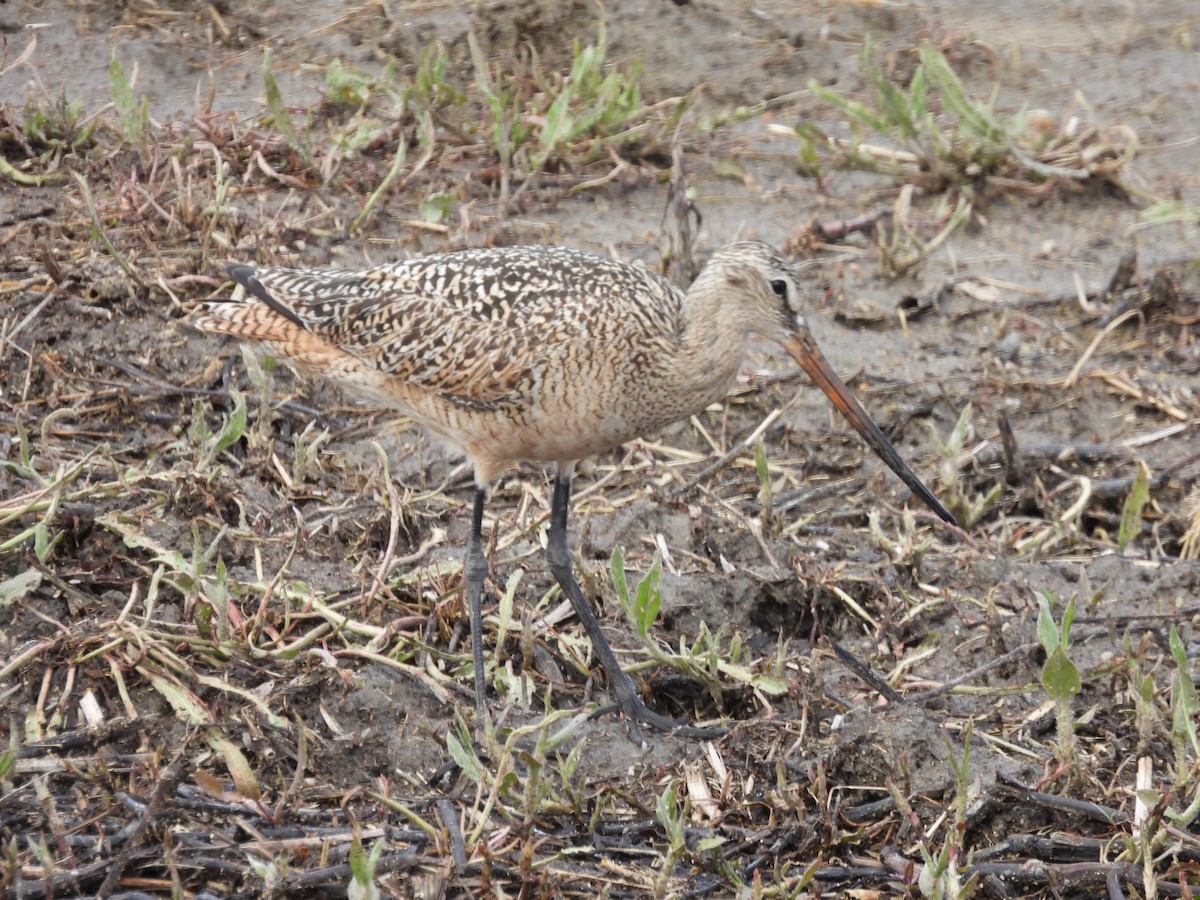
[782,331,958,527]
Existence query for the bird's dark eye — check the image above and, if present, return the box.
[770,279,788,299]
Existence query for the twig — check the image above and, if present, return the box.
[811,206,893,243]
[437,798,468,874]
[905,642,1039,702]
[661,144,700,287]
[96,738,191,897]
[666,417,786,501]
[71,172,144,291]
[1062,309,1141,388]
[364,441,403,607]
[996,772,1128,825]
[274,851,424,890]
[827,639,904,705]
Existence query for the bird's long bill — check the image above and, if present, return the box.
[783,330,957,526]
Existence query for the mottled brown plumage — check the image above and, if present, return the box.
[194,241,953,737]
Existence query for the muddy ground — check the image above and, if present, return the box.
[2,0,1199,897]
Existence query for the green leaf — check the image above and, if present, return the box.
[494,569,522,666]
[655,781,684,846]
[1117,462,1151,550]
[808,79,891,134]
[1059,592,1076,644]
[108,50,148,142]
[262,49,312,167]
[348,835,367,881]
[609,547,630,609]
[633,553,661,637]
[1036,592,1059,654]
[1169,625,1200,753]
[212,389,248,454]
[540,83,576,151]
[0,569,42,606]
[207,729,261,800]
[346,836,382,900]
[446,731,484,784]
[331,116,385,153]
[716,661,788,695]
[919,42,1003,145]
[1041,645,1081,699]
[1138,199,1200,226]
[910,64,928,122]
[1135,788,1162,810]
[148,673,211,724]
[754,439,772,523]
[0,745,17,779]
[325,58,376,108]
[1169,625,1188,671]
[32,523,52,564]
[419,192,452,224]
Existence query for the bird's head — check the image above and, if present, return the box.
[701,241,809,344]
[702,241,957,527]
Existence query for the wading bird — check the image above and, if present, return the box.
[193,242,955,738]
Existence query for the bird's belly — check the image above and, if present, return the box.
[311,351,741,476]
[511,412,645,462]
[517,367,738,462]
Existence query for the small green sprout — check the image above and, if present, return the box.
[108,50,149,143]
[1037,590,1081,765]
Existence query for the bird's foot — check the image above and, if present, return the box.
[590,697,727,741]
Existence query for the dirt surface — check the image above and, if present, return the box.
[2,0,1199,897]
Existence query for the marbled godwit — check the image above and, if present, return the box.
[193,241,955,737]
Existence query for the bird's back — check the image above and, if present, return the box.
[238,246,681,331]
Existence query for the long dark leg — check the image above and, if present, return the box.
[465,484,490,729]
[545,467,725,739]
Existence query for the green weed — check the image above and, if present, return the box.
[1167,627,1200,827]
[916,723,980,899]
[419,191,452,224]
[652,780,688,899]
[1117,461,1151,551]
[468,31,525,209]
[108,50,149,143]
[16,94,93,164]
[463,708,588,846]
[187,389,248,471]
[917,842,976,900]
[929,405,1000,529]
[410,43,466,122]
[609,547,787,703]
[525,20,641,171]
[322,58,405,154]
[469,18,646,209]
[262,49,314,169]
[754,439,774,533]
[1134,199,1200,229]
[1037,590,1081,768]
[290,421,332,486]
[0,725,17,781]
[347,833,384,900]
[794,41,1139,199]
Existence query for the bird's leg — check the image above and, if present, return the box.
[465,484,490,731]
[545,468,726,739]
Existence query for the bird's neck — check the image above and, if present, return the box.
[676,273,751,395]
